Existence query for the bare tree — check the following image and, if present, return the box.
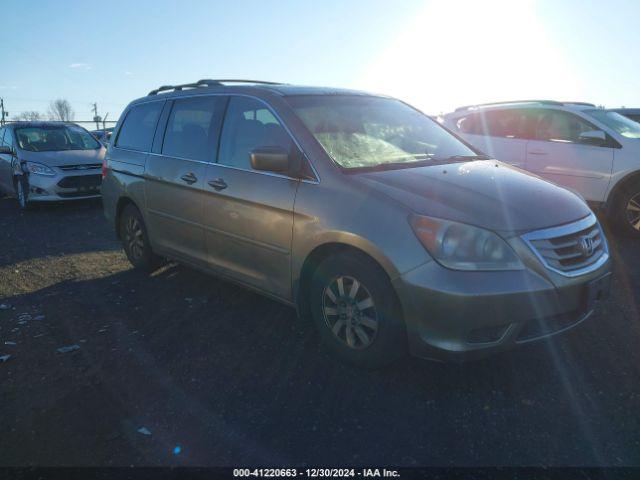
[48,99,74,121]
[14,111,42,121]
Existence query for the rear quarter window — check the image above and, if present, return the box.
[116,102,163,152]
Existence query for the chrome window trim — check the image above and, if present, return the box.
[521,212,609,278]
[147,152,210,165]
[207,160,307,182]
[113,92,320,184]
[144,152,317,184]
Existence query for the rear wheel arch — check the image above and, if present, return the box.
[115,197,139,239]
[606,170,640,236]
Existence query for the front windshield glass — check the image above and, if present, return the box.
[15,124,102,152]
[585,109,640,139]
[287,95,478,169]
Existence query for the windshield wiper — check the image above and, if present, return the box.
[431,154,492,164]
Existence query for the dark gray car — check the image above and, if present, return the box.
[0,122,105,209]
[101,80,612,367]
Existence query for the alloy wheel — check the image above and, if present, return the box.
[626,192,640,231]
[124,216,145,260]
[322,275,379,349]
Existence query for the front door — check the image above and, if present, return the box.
[202,96,299,300]
[525,109,614,202]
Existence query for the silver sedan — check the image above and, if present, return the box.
[0,122,106,209]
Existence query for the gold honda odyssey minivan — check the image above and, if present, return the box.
[102,79,612,367]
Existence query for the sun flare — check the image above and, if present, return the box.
[359,0,583,114]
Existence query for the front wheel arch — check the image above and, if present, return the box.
[13,175,29,209]
[296,243,403,323]
[308,249,407,367]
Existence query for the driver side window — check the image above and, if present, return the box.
[218,97,293,170]
[533,110,601,145]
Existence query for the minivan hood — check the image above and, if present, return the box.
[20,148,105,167]
[355,160,591,233]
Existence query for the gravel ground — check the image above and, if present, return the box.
[0,197,639,467]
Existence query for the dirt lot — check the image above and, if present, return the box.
[1,197,639,467]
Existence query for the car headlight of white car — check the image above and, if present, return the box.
[25,162,56,177]
[409,214,524,271]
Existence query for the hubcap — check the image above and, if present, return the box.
[626,192,640,231]
[322,275,378,350]
[124,216,145,260]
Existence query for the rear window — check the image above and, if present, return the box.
[116,102,163,152]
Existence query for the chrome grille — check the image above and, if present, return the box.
[522,213,609,277]
[58,164,102,171]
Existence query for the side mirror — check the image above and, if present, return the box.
[578,130,606,146]
[250,146,290,173]
[0,145,13,155]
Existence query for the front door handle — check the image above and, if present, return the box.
[528,150,548,155]
[208,178,228,191]
[180,172,198,184]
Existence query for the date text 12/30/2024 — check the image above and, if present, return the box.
[233,469,400,478]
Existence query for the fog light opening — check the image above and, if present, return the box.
[467,324,510,344]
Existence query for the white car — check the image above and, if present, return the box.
[442,100,640,237]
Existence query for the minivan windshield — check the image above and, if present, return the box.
[287,95,479,170]
[15,124,101,152]
[585,109,640,139]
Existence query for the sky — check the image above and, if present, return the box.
[1,0,639,123]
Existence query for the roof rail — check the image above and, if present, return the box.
[560,101,596,107]
[454,100,563,112]
[148,79,283,96]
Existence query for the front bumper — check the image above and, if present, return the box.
[25,170,102,202]
[393,258,611,362]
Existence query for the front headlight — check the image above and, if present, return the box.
[25,162,56,177]
[409,214,524,271]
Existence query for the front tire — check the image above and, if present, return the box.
[612,182,640,238]
[309,251,406,368]
[120,204,162,272]
[14,176,31,210]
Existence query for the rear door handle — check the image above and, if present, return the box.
[180,172,198,184]
[208,178,228,191]
[528,150,548,155]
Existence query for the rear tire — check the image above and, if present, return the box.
[309,251,407,368]
[119,204,162,272]
[611,182,640,238]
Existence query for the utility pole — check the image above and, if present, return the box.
[0,98,7,126]
[91,102,101,130]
